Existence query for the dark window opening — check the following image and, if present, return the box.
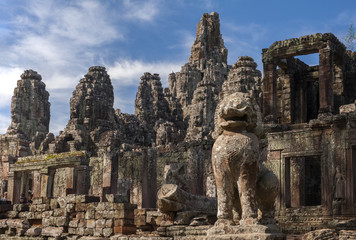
[285,156,321,208]
[306,81,319,122]
[304,156,321,206]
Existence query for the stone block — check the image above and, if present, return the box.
[76,195,100,203]
[6,210,18,218]
[96,202,113,211]
[76,203,88,212]
[34,212,42,219]
[13,204,29,212]
[50,198,59,209]
[25,227,42,237]
[53,208,66,217]
[37,204,50,212]
[103,227,113,237]
[96,219,106,228]
[146,210,163,226]
[106,219,113,228]
[19,211,34,219]
[69,219,79,228]
[7,219,30,229]
[113,203,137,211]
[113,225,136,235]
[0,219,7,228]
[29,204,37,212]
[41,227,64,237]
[94,227,103,237]
[57,197,67,208]
[66,194,76,203]
[55,216,68,227]
[78,219,86,228]
[68,227,76,235]
[103,210,115,219]
[114,219,134,227]
[42,210,54,218]
[85,209,95,219]
[115,209,135,219]
[134,215,146,227]
[76,212,85,219]
[42,217,54,227]
[87,219,96,228]
[105,194,129,203]
[32,197,44,205]
[66,203,75,212]
[84,227,94,236]
[77,227,85,236]
[95,211,103,219]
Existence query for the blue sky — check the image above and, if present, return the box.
[0,0,355,135]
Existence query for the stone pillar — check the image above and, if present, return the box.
[102,152,113,198]
[7,172,15,203]
[32,171,41,198]
[7,171,21,204]
[141,148,157,208]
[76,166,89,195]
[66,167,75,195]
[187,146,204,196]
[263,62,277,122]
[40,169,49,198]
[318,49,334,115]
[290,157,305,207]
[46,169,55,197]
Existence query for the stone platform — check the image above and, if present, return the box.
[205,224,285,240]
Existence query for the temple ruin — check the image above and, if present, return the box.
[0,11,355,239]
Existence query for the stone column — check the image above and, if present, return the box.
[102,152,113,198]
[7,172,15,203]
[141,148,157,208]
[7,171,21,204]
[32,171,41,198]
[40,169,49,198]
[263,62,277,122]
[76,166,89,195]
[318,49,334,115]
[66,167,75,195]
[290,157,305,207]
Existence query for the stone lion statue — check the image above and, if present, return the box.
[212,92,261,226]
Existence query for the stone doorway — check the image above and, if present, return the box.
[285,155,321,208]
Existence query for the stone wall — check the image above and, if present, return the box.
[0,195,136,238]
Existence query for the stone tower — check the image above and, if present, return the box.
[7,70,50,141]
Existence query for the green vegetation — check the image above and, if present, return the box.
[15,151,87,164]
[344,23,356,51]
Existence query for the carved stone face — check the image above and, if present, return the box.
[216,92,258,133]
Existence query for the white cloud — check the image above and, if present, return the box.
[0,114,10,134]
[0,67,22,108]
[122,0,160,22]
[108,59,182,87]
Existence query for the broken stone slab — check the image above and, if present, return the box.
[25,226,42,237]
[41,227,64,237]
[205,223,284,240]
[302,228,336,240]
[157,184,216,214]
[105,194,129,203]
